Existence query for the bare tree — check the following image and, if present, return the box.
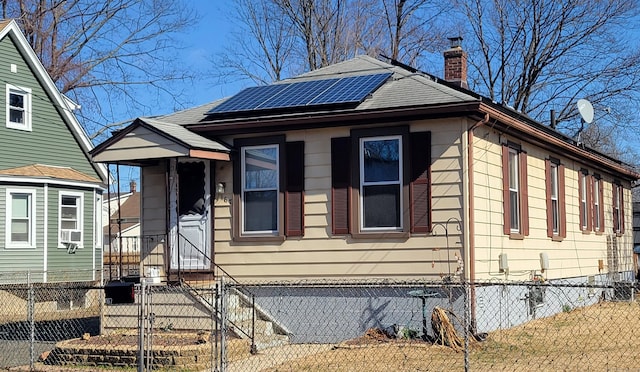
[216,0,448,85]
[1,0,194,140]
[216,0,297,86]
[455,0,640,153]
[379,0,447,65]
[275,0,355,70]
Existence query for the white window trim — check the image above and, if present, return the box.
[94,193,103,248]
[58,191,84,248]
[241,144,280,235]
[613,184,623,234]
[5,188,36,249]
[580,172,588,230]
[593,178,601,231]
[550,162,559,234]
[6,84,32,131]
[508,148,521,233]
[359,135,403,232]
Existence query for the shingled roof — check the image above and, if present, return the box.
[0,164,101,183]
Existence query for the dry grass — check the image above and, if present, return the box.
[234,299,640,371]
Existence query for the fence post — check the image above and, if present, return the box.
[220,277,227,372]
[28,271,35,371]
[214,281,220,372]
[463,280,470,372]
[209,284,215,372]
[250,295,257,355]
[138,281,145,372]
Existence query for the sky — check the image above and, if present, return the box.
[164,1,247,113]
[106,2,242,190]
[107,1,640,192]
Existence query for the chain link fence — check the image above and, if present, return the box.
[223,278,639,371]
[0,272,638,371]
[0,271,102,371]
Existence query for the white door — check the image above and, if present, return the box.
[170,159,211,271]
[176,214,210,270]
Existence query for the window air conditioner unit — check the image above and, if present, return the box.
[61,230,82,242]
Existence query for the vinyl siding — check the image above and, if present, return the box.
[0,33,101,282]
[140,163,168,278]
[45,187,95,279]
[471,126,634,280]
[212,119,466,281]
[0,184,45,278]
[92,126,190,162]
[0,34,99,179]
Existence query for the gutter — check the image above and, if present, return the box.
[478,103,639,180]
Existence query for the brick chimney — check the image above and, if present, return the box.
[443,36,468,89]
[129,180,137,193]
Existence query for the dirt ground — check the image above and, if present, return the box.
[19,298,640,371]
[241,299,640,371]
[63,330,209,347]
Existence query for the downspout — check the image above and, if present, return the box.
[467,112,489,331]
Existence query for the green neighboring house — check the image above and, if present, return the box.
[0,19,108,283]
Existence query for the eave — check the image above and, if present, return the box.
[477,103,639,181]
[187,102,483,136]
[188,100,638,181]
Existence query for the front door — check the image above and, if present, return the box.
[170,159,211,271]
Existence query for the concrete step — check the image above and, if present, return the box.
[234,319,275,337]
[228,306,253,322]
[254,334,290,351]
[103,285,291,351]
[103,290,213,333]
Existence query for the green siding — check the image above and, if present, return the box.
[45,187,95,274]
[0,184,97,280]
[0,32,103,282]
[0,184,45,275]
[0,34,100,180]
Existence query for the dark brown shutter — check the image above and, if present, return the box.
[598,179,605,233]
[285,141,305,237]
[502,144,510,235]
[331,137,351,235]
[520,151,529,236]
[545,159,553,238]
[410,131,431,233]
[559,164,566,238]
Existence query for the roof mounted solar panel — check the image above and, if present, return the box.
[206,83,290,114]
[258,78,339,109]
[206,72,392,116]
[310,73,391,105]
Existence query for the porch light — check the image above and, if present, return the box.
[216,182,226,197]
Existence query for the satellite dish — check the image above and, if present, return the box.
[577,99,594,124]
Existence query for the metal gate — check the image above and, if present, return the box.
[137,279,222,371]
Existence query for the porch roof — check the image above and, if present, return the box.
[90,117,231,165]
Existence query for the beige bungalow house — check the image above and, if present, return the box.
[90,43,638,336]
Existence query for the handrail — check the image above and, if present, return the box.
[175,232,256,352]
